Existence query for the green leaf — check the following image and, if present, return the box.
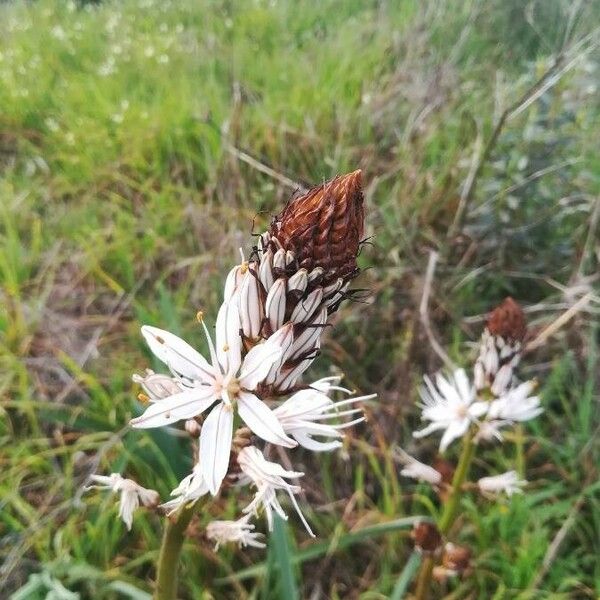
[271,516,300,600]
[390,551,421,600]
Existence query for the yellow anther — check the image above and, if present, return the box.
[223,343,229,352]
[240,261,249,274]
[196,310,204,322]
[137,393,150,404]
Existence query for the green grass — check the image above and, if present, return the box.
[1,0,599,598]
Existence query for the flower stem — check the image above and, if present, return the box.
[154,505,196,600]
[414,431,476,600]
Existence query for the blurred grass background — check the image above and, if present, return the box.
[0,0,599,598]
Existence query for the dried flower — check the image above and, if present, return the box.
[411,521,442,553]
[477,470,526,496]
[441,542,472,574]
[395,449,442,485]
[238,446,314,537]
[160,464,209,515]
[206,515,265,550]
[130,302,297,495]
[87,473,159,530]
[413,369,488,452]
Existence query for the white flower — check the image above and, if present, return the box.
[413,369,488,452]
[130,301,297,495]
[87,473,159,530]
[160,464,209,515]
[474,419,509,443]
[394,449,442,485]
[206,515,265,550]
[477,471,526,496]
[238,446,314,537]
[273,377,374,452]
[488,381,542,423]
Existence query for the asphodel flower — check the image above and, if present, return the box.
[86,473,159,530]
[477,471,526,496]
[130,301,297,495]
[273,376,373,451]
[224,170,366,393]
[395,449,443,485]
[237,445,314,537]
[206,515,265,550]
[413,369,488,452]
[474,297,526,396]
[160,464,209,515]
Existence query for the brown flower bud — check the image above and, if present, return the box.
[411,521,442,553]
[487,297,526,343]
[269,170,365,285]
[442,542,472,574]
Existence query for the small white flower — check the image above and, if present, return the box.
[87,473,159,530]
[394,449,442,485]
[477,471,526,496]
[273,377,373,452]
[413,369,488,452]
[238,446,314,537]
[206,515,265,550]
[130,301,296,495]
[160,464,209,515]
[488,381,542,423]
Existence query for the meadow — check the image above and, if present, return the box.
[0,0,599,598]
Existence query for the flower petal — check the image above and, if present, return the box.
[130,387,218,428]
[237,391,297,448]
[200,403,234,495]
[141,326,215,383]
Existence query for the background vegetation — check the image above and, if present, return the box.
[1,0,598,598]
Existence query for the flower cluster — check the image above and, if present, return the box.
[87,172,374,540]
[398,298,543,582]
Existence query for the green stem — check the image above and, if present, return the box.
[414,430,476,600]
[154,505,196,600]
[514,423,526,478]
[439,432,475,535]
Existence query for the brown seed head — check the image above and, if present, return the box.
[442,542,472,573]
[411,521,442,553]
[487,297,526,342]
[269,170,365,284]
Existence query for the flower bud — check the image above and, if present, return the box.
[475,297,526,395]
[442,542,472,574]
[487,297,526,343]
[269,170,365,286]
[411,521,442,554]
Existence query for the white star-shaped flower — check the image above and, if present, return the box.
[413,369,488,452]
[478,471,526,496]
[273,376,374,452]
[488,380,542,423]
[237,446,314,537]
[130,301,296,495]
[87,473,159,530]
[206,515,266,550]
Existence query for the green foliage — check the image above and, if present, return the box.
[1,0,598,598]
